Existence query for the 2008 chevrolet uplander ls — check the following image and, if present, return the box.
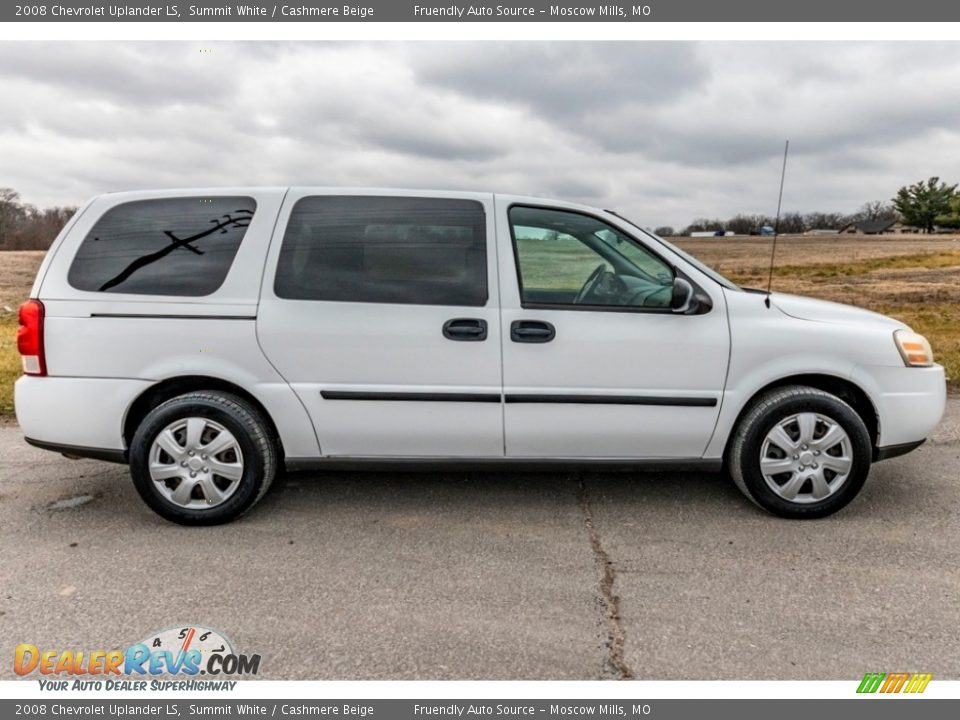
[15,188,946,524]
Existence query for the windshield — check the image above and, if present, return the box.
[613,214,742,291]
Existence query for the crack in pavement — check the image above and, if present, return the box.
[578,475,634,680]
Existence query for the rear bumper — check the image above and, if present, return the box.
[14,375,151,452]
[24,437,127,464]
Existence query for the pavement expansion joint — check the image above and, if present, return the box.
[578,475,634,680]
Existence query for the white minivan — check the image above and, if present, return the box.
[15,188,946,524]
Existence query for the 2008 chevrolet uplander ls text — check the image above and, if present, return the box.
[14,188,946,524]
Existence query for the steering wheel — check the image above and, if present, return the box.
[573,263,626,305]
[574,264,609,304]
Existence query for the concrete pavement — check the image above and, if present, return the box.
[1,401,958,680]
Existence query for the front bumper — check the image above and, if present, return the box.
[851,363,946,451]
[873,439,926,462]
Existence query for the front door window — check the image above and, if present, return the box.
[509,206,674,309]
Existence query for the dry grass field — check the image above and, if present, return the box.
[672,234,960,389]
[1,236,957,416]
[0,251,44,415]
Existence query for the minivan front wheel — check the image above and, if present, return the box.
[728,385,872,519]
[130,392,277,525]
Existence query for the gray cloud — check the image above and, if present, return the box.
[0,43,247,110]
[411,42,709,117]
[2,41,960,228]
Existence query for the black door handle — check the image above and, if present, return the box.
[511,320,555,343]
[443,318,488,341]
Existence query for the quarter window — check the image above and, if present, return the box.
[68,197,255,296]
[275,196,487,306]
[509,206,674,309]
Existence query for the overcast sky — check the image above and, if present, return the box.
[2,41,960,228]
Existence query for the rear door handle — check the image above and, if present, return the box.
[510,320,556,343]
[443,318,488,341]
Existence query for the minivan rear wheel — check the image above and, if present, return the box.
[728,385,872,519]
[130,392,277,525]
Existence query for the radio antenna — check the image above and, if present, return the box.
[764,140,790,308]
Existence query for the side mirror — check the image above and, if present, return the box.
[671,277,697,314]
[670,276,713,314]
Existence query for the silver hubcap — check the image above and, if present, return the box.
[760,412,853,504]
[148,418,244,509]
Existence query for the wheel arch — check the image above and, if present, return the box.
[724,373,879,460]
[122,375,284,460]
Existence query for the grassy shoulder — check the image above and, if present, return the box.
[722,250,959,390]
[0,251,44,418]
[0,314,19,416]
[875,304,960,388]
[768,250,960,279]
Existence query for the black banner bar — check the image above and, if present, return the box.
[6,1,960,23]
[1,699,959,719]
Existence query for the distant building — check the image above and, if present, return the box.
[838,219,918,235]
[689,230,734,238]
[804,229,841,236]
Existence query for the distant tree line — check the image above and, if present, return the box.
[670,177,960,236]
[0,188,77,251]
[673,200,900,237]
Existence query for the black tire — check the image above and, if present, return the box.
[129,392,277,525]
[727,385,872,519]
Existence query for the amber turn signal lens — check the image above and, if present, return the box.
[893,330,934,368]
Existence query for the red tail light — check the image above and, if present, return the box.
[17,299,46,376]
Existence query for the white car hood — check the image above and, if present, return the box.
[771,293,908,330]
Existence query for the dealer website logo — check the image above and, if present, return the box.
[857,672,933,694]
[14,624,261,689]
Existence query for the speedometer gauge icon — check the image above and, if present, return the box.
[140,624,235,671]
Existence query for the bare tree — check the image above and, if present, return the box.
[725,214,772,235]
[0,188,77,250]
[853,200,900,224]
[802,211,847,230]
[777,212,806,234]
[682,218,726,235]
[0,187,23,248]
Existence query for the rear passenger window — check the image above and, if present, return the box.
[67,197,256,296]
[274,196,487,306]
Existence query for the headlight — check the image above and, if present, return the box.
[894,330,934,367]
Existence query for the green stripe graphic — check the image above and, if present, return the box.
[857,673,886,693]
